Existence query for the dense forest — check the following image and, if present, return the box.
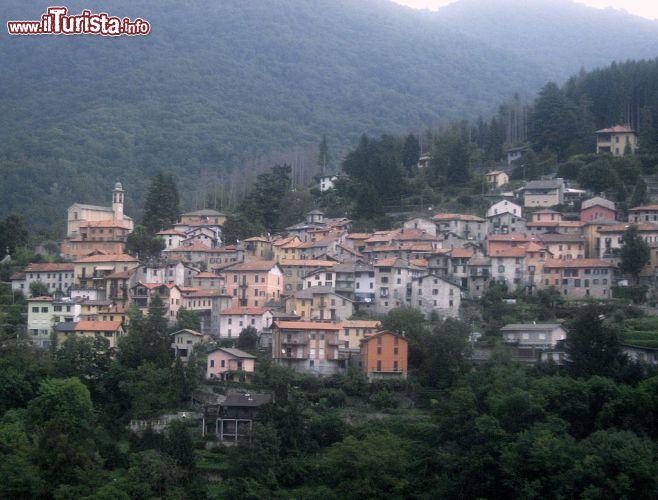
[1,0,657,232]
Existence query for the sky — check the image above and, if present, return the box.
[392,0,658,20]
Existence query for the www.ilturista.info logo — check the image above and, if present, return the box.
[7,6,150,36]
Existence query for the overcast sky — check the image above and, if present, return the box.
[393,0,658,20]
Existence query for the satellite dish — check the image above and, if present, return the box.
[281,349,286,354]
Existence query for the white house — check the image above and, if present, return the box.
[11,263,75,295]
[171,329,204,362]
[319,175,338,192]
[218,306,274,339]
[27,296,83,348]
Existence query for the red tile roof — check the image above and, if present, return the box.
[595,125,635,134]
[74,254,138,263]
[433,213,485,222]
[544,259,616,269]
[74,320,123,331]
[24,263,74,272]
[450,248,475,258]
[278,259,335,267]
[27,296,53,301]
[157,229,186,236]
[273,321,341,330]
[221,306,271,315]
[489,247,527,258]
[341,320,381,329]
[628,204,658,211]
[224,260,279,272]
[79,221,131,229]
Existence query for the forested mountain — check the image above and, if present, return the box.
[436,0,658,81]
[0,0,656,231]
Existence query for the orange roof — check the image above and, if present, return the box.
[525,242,549,253]
[410,258,429,268]
[373,257,399,267]
[74,254,137,263]
[595,125,635,134]
[433,213,485,222]
[628,204,658,211]
[79,221,131,229]
[489,247,527,258]
[74,320,122,332]
[274,321,341,330]
[347,233,372,239]
[183,289,230,298]
[243,236,271,242]
[27,296,53,301]
[487,233,536,242]
[273,236,299,247]
[450,248,474,258]
[225,260,279,272]
[168,241,213,252]
[361,330,407,343]
[341,320,381,329]
[598,224,658,233]
[221,306,271,315]
[544,259,616,269]
[157,229,186,236]
[279,259,335,267]
[24,263,74,272]
[195,272,221,278]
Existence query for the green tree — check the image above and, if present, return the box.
[54,336,113,393]
[619,224,650,283]
[175,307,201,331]
[529,82,578,160]
[26,378,100,485]
[125,225,165,259]
[0,417,47,498]
[29,280,50,298]
[118,297,171,369]
[318,135,331,174]
[401,133,420,175]
[142,172,180,234]
[238,326,259,351]
[565,306,624,379]
[0,215,29,257]
[630,177,649,208]
[578,157,620,194]
[639,107,658,154]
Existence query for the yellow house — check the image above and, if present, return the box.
[57,320,124,348]
[485,171,509,188]
[339,320,381,349]
[243,236,274,261]
[179,209,227,227]
[595,126,638,156]
[285,286,354,322]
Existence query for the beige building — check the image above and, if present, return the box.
[62,182,134,259]
[595,125,638,156]
[485,171,509,188]
[339,320,381,349]
[285,286,354,322]
[519,179,565,207]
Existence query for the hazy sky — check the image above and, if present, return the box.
[393,0,658,20]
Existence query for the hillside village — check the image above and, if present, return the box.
[7,124,658,400]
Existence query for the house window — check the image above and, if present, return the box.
[210,360,215,368]
[377,360,382,371]
[221,360,225,368]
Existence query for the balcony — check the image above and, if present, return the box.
[281,338,308,345]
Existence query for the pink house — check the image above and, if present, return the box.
[207,347,256,382]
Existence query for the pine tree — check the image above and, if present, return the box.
[639,107,658,154]
[401,134,420,175]
[630,177,648,208]
[142,172,181,234]
[619,224,650,284]
[318,135,331,175]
